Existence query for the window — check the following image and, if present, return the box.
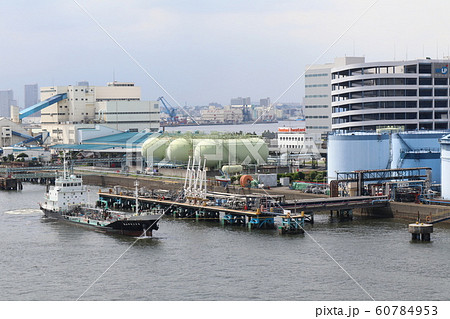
[435,88,447,96]
[419,100,432,108]
[419,89,432,96]
[435,100,448,108]
[419,64,432,74]
[434,78,448,85]
[419,78,432,85]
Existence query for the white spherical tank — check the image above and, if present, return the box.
[441,134,450,200]
[327,133,390,182]
[392,131,448,184]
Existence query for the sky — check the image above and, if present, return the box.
[2,0,450,107]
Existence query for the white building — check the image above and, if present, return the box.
[331,58,450,131]
[39,81,160,144]
[304,57,365,149]
[277,121,318,155]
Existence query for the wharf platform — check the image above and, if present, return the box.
[97,192,389,234]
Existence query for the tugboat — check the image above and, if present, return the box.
[39,157,162,237]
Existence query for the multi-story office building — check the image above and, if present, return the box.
[40,81,160,144]
[331,58,450,131]
[304,57,365,152]
[0,89,17,118]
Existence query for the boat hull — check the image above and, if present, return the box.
[41,207,161,237]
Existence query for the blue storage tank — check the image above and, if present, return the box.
[440,134,450,200]
[327,132,390,182]
[392,131,449,184]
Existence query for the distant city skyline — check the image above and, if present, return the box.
[2,1,450,106]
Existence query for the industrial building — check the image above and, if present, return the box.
[327,130,449,184]
[331,58,450,131]
[441,134,450,200]
[18,81,160,145]
[0,117,45,148]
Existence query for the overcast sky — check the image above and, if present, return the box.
[2,0,450,107]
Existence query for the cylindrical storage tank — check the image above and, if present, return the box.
[193,139,227,168]
[166,138,192,164]
[221,165,243,175]
[327,132,390,182]
[391,131,447,184]
[440,134,450,200]
[142,135,173,162]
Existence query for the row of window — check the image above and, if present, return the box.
[306,126,329,129]
[305,105,328,108]
[305,84,328,88]
[306,115,329,119]
[305,95,328,98]
[305,73,328,77]
[279,136,305,141]
[333,111,449,123]
[333,99,449,112]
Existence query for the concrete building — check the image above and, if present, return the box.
[0,89,17,118]
[304,57,365,148]
[331,58,450,131]
[39,81,160,144]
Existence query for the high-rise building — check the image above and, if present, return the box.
[260,97,270,107]
[24,84,39,109]
[0,89,17,118]
[304,57,365,143]
[331,58,450,131]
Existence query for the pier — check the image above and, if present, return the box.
[97,191,389,235]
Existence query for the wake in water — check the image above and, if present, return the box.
[3,208,41,215]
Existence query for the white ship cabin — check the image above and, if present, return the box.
[43,174,88,212]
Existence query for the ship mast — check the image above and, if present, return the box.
[135,179,139,215]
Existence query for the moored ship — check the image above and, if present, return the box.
[39,161,162,237]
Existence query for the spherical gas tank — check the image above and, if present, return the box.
[193,139,226,168]
[227,138,268,165]
[142,136,172,162]
[166,138,192,163]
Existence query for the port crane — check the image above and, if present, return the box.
[157,96,187,125]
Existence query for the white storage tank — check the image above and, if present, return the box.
[327,132,390,182]
[441,134,450,200]
[392,131,448,184]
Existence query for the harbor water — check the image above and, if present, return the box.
[1,183,450,301]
